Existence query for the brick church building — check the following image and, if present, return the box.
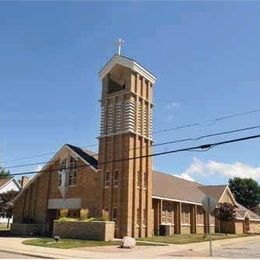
[13,53,260,238]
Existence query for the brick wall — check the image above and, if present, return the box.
[53,221,114,241]
[13,153,102,227]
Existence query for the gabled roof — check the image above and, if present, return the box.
[13,144,98,202]
[235,203,260,221]
[198,185,227,202]
[0,178,12,188]
[99,54,156,84]
[66,144,98,169]
[0,177,21,192]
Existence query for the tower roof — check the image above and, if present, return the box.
[99,54,156,84]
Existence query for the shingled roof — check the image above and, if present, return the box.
[198,185,227,202]
[0,177,12,188]
[152,170,205,204]
[235,203,260,221]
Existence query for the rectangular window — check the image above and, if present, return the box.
[68,157,77,185]
[112,208,118,222]
[144,172,148,188]
[137,171,142,188]
[137,208,141,227]
[197,207,204,225]
[104,172,110,188]
[143,209,147,226]
[58,159,67,186]
[210,213,215,225]
[162,201,174,224]
[113,170,119,188]
[181,204,190,225]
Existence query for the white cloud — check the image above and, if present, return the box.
[165,102,180,110]
[35,164,43,172]
[183,157,260,181]
[177,173,195,182]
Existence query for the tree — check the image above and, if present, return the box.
[216,202,236,236]
[229,177,260,211]
[0,167,10,179]
[0,190,19,228]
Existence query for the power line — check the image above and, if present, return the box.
[8,133,260,177]
[0,143,97,164]
[4,124,260,170]
[153,124,260,148]
[153,108,260,134]
[2,107,260,164]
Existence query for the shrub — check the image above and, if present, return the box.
[80,209,89,220]
[59,209,68,218]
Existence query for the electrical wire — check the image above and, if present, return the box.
[3,124,260,170]
[8,133,260,177]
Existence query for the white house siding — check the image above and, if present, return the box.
[0,179,21,224]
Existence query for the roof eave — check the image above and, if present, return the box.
[99,55,156,84]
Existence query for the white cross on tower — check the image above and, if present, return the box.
[116,38,125,55]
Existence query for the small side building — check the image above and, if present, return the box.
[0,177,21,224]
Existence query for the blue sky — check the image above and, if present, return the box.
[1,2,260,184]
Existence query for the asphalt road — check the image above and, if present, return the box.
[212,238,260,258]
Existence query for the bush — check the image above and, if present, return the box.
[80,209,89,220]
[59,209,68,218]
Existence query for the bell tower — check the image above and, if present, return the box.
[98,50,156,238]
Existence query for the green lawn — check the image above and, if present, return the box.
[22,234,248,249]
[22,238,167,249]
[138,233,250,244]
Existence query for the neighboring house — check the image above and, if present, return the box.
[11,53,260,238]
[0,177,21,223]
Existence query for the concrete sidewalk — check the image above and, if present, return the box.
[0,235,259,259]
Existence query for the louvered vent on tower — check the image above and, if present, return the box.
[115,101,122,132]
[137,101,142,135]
[149,109,153,139]
[100,105,105,135]
[143,104,148,137]
[124,99,135,132]
[107,103,114,134]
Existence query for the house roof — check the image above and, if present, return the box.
[0,177,21,192]
[0,177,13,188]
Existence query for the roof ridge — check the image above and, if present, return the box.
[200,184,227,187]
